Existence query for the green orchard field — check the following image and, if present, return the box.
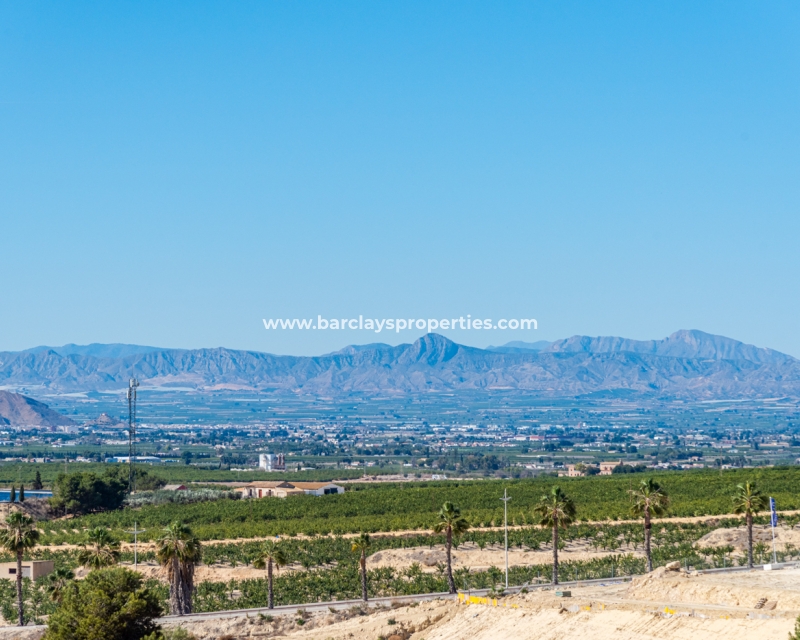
[0,461,376,486]
[38,466,800,542]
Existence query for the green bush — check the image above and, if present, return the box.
[49,471,127,515]
[43,568,163,640]
[790,615,800,640]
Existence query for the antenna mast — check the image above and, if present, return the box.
[127,378,139,492]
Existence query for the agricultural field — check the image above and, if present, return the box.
[9,515,800,618]
[3,465,800,622]
[36,466,800,542]
[0,461,372,486]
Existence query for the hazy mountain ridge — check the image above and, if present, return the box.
[486,340,553,353]
[1,331,798,399]
[22,343,163,359]
[543,330,794,364]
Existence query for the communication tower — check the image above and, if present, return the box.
[127,378,139,492]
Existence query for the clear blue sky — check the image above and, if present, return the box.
[1,2,798,356]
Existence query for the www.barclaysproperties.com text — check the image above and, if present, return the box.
[262,316,537,333]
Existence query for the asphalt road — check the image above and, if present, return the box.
[160,561,799,623]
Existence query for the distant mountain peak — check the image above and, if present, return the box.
[398,333,462,366]
[0,391,75,427]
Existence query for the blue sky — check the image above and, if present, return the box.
[1,2,798,356]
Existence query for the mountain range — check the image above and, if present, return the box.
[1,330,798,399]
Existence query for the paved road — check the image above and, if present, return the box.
[161,561,800,623]
[161,590,457,622]
[161,575,637,622]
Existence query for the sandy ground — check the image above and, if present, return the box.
[112,540,641,584]
[627,564,800,611]
[696,524,800,552]
[43,525,800,585]
[367,540,640,573]
[121,561,283,583]
[162,567,800,639]
[4,566,800,639]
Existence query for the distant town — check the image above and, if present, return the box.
[0,390,796,479]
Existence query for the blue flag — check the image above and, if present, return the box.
[770,497,778,527]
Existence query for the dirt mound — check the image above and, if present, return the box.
[171,588,796,640]
[367,542,641,573]
[0,499,52,522]
[695,525,800,552]
[0,627,45,639]
[370,547,447,568]
[168,600,452,640]
[122,562,288,584]
[628,565,800,611]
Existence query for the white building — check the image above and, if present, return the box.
[259,453,285,471]
[235,481,344,498]
[107,455,163,465]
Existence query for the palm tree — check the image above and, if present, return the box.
[733,481,768,569]
[0,511,40,625]
[252,539,287,609]
[351,533,371,602]
[432,502,470,594]
[629,478,669,572]
[156,521,202,615]
[533,487,576,586]
[77,527,121,569]
[44,567,75,603]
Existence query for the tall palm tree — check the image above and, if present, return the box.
[156,521,202,615]
[351,532,371,602]
[733,481,768,569]
[533,487,576,586]
[77,527,121,569]
[0,511,40,625]
[253,539,287,609]
[629,478,669,572]
[44,567,75,603]
[432,502,470,594]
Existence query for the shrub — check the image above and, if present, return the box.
[49,472,127,515]
[790,615,800,640]
[43,568,163,640]
[162,628,198,640]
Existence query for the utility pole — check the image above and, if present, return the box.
[127,378,139,493]
[126,521,146,568]
[501,488,511,589]
[770,497,778,565]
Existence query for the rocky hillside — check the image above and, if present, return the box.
[0,390,75,427]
